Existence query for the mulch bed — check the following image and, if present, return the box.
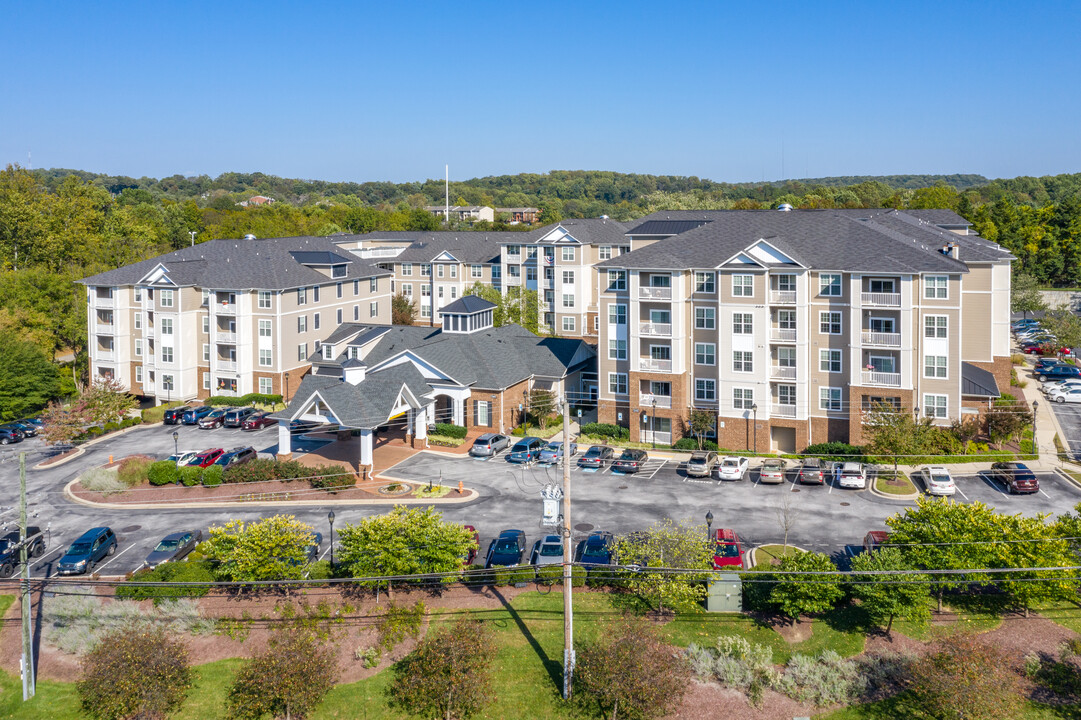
[69,477,424,505]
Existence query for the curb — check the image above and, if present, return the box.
[33,422,160,470]
[1053,467,1081,491]
[748,544,807,569]
[866,473,920,501]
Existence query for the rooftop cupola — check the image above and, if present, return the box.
[438,296,496,334]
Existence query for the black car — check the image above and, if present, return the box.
[305,532,324,564]
[57,527,117,575]
[214,446,257,469]
[990,461,1040,494]
[575,531,614,568]
[182,406,216,425]
[0,427,24,445]
[485,529,526,568]
[578,445,614,469]
[163,406,187,425]
[0,526,46,578]
[8,420,37,437]
[223,407,257,428]
[143,530,202,569]
[612,449,648,473]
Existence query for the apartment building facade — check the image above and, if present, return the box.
[594,209,1013,451]
[80,236,393,403]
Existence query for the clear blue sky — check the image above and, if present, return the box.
[2,1,1078,184]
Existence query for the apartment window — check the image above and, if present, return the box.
[507,245,521,257]
[562,293,574,308]
[298,343,308,361]
[135,365,143,383]
[259,377,273,394]
[438,287,444,299]
[311,286,319,302]
[598,246,612,260]
[925,275,949,299]
[297,287,307,305]
[924,394,948,418]
[336,308,343,325]
[695,307,716,330]
[256,290,271,309]
[134,339,143,357]
[421,284,431,297]
[561,247,575,262]
[370,302,378,318]
[203,372,210,390]
[732,274,753,297]
[526,267,537,282]
[733,387,754,410]
[160,318,173,335]
[134,312,142,330]
[202,315,209,334]
[775,274,796,292]
[332,264,346,278]
[354,305,359,321]
[778,384,796,406]
[202,343,210,362]
[925,315,948,338]
[545,290,555,304]
[472,264,482,278]
[607,270,626,291]
[820,387,842,411]
[160,289,174,308]
[134,288,142,302]
[695,272,715,293]
[650,345,671,361]
[162,374,174,392]
[819,311,842,334]
[562,270,574,284]
[421,264,431,276]
[201,289,209,307]
[421,304,431,318]
[259,349,272,367]
[695,379,716,402]
[562,316,575,332]
[508,265,520,278]
[820,349,842,373]
[314,313,321,330]
[258,320,271,337]
[608,372,628,395]
[449,265,458,278]
[336,282,343,299]
[924,355,948,378]
[298,316,307,333]
[402,263,413,276]
[608,304,627,324]
[609,339,627,360]
[733,312,753,334]
[820,273,842,297]
[161,346,173,363]
[474,400,492,427]
[353,279,360,296]
[402,283,413,297]
[778,309,796,331]
[436,265,444,278]
[733,350,753,373]
[695,343,716,365]
[492,266,501,279]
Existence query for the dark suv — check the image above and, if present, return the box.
[58,527,117,575]
[0,427,23,445]
[182,406,216,425]
[1036,365,1081,383]
[214,446,257,469]
[223,407,257,428]
[990,462,1040,494]
[163,406,187,425]
[0,526,46,578]
[507,437,544,464]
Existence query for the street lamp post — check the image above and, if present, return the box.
[172,431,179,465]
[750,403,758,454]
[705,510,714,539]
[651,398,657,449]
[284,372,290,404]
[328,511,335,566]
[1032,400,1039,458]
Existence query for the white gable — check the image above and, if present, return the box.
[372,350,456,383]
[138,263,177,286]
[433,250,459,262]
[717,252,764,268]
[747,239,801,266]
[293,390,340,423]
[538,226,580,244]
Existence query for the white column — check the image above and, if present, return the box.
[359,429,374,466]
[415,406,428,440]
[277,422,291,456]
[454,398,464,426]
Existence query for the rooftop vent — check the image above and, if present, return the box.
[777,203,794,212]
[243,233,257,241]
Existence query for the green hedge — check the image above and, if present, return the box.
[672,438,720,451]
[141,401,187,425]
[178,466,202,487]
[433,423,467,439]
[205,392,283,407]
[115,561,215,604]
[219,458,351,490]
[148,461,179,486]
[802,442,864,460]
[202,465,223,486]
[579,423,629,439]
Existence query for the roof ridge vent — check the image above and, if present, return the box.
[777,203,794,212]
[244,234,257,240]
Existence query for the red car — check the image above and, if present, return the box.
[712,529,744,569]
[863,531,889,554]
[241,412,278,431]
[190,448,225,467]
[462,524,480,565]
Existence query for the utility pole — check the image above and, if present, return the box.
[561,398,574,699]
[20,452,35,700]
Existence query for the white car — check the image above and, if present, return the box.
[836,462,867,489]
[716,456,750,481]
[920,466,956,496]
[1052,387,1081,404]
[1042,379,1081,395]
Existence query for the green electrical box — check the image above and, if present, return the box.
[705,572,742,612]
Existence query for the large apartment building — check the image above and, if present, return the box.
[79,235,393,403]
[594,208,1013,451]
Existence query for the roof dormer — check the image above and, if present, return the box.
[438,296,496,334]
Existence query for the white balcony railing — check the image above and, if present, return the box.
[216,332,237,344]
[639,322,672,337]
[770,328,797,342]
[215,360,238,372]
[214,389,238,398]
[639,393,672,409]
[769,290,796,304]
[95,350,115,362]
[94,322,115,335]
[93,294,116,307]
[861,331,901,347]
[861,292,901,307]
[641,430,672,445]
[639,357,673,373]
[639,286,672,301]
[505,275,522,285]
[862,370,902,387]
[771,365,797,380]
[216,302,237,315]
[771,403,797,418]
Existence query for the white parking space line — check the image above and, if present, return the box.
[641,459,668,480]
[94,544,136,574]
[319,545,331,561]
[1039,486,1051,498]
[954,485,969,501]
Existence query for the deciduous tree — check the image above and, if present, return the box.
[687,409,715,450]
[909,633,1022,720]
[611,518,714,613]
[848,546,930,635]
[81,375,138,426]
[203,515,317,582]
[0,329,61,419]
[528,387,556,429]
[769,551,843,620]
[227,627,338,720]
[1010,272,1047,319]
[391,291,415,325]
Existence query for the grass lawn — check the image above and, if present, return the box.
[412,485,452,498]
[816,692,1063,719]
[426,434,465,447]
[873,471,916,496]
[0,594,14,618]
[753,543,804,566]
[1032,599,1081,634]
[889,596,1004,641]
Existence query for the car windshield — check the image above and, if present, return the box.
[540,544,562,556]
[545,444,562,452]
[585,447,602,456]
[154,539,182,552]
[68,542,91,555]
[722,459,739,468]
[494,540,518,553]
[583,543,608,558]
[619,451,637,460]
[763,462,782,470]
[715,542,740,558]
[930,472,950,483]
[803,459,821,468]
[0,539,11,553]
[690,454,709,462]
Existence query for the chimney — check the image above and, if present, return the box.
[342,362,366,385]
[948,242,959,260]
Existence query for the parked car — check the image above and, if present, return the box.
[920,466,956,496]
[797,457,825,484]
[1042,378,1081,395]
[1013,319,1042,331]
[1035,357,1068,372]
[0,526,46,578]
[612,448,648,473]
[144,530,202,569]
[837,462,868,489]
[757,458,787,484]
[575,531,614,568]
[1051,387,1081,404]
[9,420,37,437]
[242,411,278,430]
[190,448,225,467]
[305,532,323,564]
[289,419,322,434]
[1036,365,1081,382]
[863,531,889,554]
[711,529,744,569]
[214,446,257,469]
[19,417,43,427]
[539,441,578,464]
[182,406,216,425]
[529,535,564,566]
[578,445,614,468]
[198,409,228,429]
[507,437,544,464]
[167,451,200,467]
[163,407,187,425]
[485,529,526,568]
[470,433,510,458]
[716,456,749,481]
[0,427,24,445]
[685,451,719,478]
[57,527,117,575]
[990,461,1040,494]
[462,525,479,565]
[223,407,257,428]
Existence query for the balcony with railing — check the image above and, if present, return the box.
[861,370,902,387]
[639,393,672,409]
[769,290,796,304]
[95,350,116,362]
[640,430,672,445]
[214,388,238,398]
[215,360,238,373]
[861,331,901,347]
[94,322,115,335]
[770,327,797,342]
[92,292,116,307]
[639,286,672,301]
[216,303,237,315]
[861,292,901,307]
[771,403,797,418]
[638,357,672,373]
[639,322,672,337]
[770,365,797,380]
[216,332,237,344]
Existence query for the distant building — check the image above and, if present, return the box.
[497,207,542,224]
[237,195,275,207]
[425,205,495,223]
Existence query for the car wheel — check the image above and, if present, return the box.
[107,543,116,556]
[1058,396,1066,403]
[0,562,13,578]
[31,541,44,558]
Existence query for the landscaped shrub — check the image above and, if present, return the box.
[672,437,720,451]
[433,422,467,439]
[87,426,104,437]
[201,465,223,486]
[79,468,128,496]
[536,565,563,586]
[376,601,426,652]
[777,651,866,706]
[227,628,338,720]
[178,465,202,487]
[207,392,282,407]
[103,422,120,433]
[223,458,280,484]
[119,417,134,428]
[687,635,780,707]
[909,633,1023,720]
[147,461,179,486]
[275,459,310,480]
[43,592,212,655]
[802,441,863,460]
[115,562,216,603]
[116,455,153,486]
[492,568,512,587]
[580,422,629,439]
[309,464,355,490]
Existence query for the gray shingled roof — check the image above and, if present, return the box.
[626,219,712,236]
[527,218,630,246]
[961,362,1001,398]
[80,235,390,290]
[438,296,496,314]
[289,250,355,265]
[348,230,543,264]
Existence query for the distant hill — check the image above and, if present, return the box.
[749,174,989,190]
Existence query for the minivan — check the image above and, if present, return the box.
[57,527,117,575]
[223,407,257,428]
[507,437,544,464]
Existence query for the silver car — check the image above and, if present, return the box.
[539,441,578,464]
[685,451,719,478]
[470,433,510,457]
[529,535,564,566]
